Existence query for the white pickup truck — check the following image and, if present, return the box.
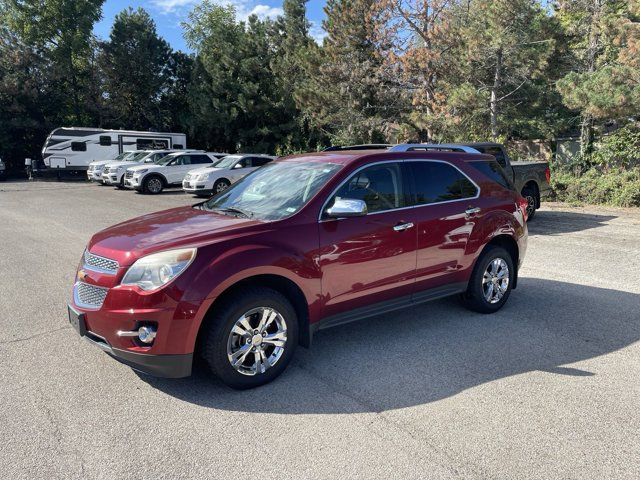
[124,151,226,194]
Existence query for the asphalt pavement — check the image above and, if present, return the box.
[1,180,639,479]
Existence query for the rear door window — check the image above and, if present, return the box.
[408,161,478,205]
[250,157,272,167]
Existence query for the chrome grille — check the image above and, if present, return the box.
[184,174,191,181]
[125,170,134,179]
[84,251,119,274]
[103,166,111,174]
[75,282,108,308]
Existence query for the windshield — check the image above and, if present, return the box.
[213,155,242,169]
[203,161,342,221]
[112,152,130,161]
[156,154,179,165]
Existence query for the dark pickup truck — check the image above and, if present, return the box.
[461,143,550,219]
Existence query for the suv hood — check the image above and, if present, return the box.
[88,206,262,266]
[187,166,222,176]
[89,160,112,168]
[127,164,162,172]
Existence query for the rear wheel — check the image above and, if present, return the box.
[200,287,298,389]
[143,175,164,194]
[460,246,514,313]
[521,186,538,220]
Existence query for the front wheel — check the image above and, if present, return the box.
[143,175,164,194]
[460,246,514,314]
[200,287,298,389]
[213,179,230,194]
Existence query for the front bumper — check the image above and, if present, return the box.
[182,179,212,195]
[68,304,193,378]
[124,176,142,189]
[102,172,121,185]
[89,171,104,182]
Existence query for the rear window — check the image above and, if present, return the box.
[468,160,514,190]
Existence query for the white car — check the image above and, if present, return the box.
[101,149,196,188]
[182,154,275,197]
[86,150,145,183]
[124,152,225,194]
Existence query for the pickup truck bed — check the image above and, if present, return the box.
[462,142,550,219]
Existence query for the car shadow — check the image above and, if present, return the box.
[528,209,615,235]
[138,278,640,414]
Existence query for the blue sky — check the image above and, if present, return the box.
[95,0,328,52]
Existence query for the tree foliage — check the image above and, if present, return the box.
[0,0,638,174]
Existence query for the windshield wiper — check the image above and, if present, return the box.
[214,207,253,218]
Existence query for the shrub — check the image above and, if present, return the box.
[550,167,640,207]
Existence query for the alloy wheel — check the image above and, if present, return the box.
[147,178,162,193]
[482,258,510,304]
[226,307,288,376]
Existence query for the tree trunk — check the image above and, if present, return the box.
[580,0,603,158]
[490,48,502,141]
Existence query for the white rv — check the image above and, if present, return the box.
[41,127,187,171]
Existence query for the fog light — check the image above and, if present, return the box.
[138,326,156,344]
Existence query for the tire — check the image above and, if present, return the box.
[116,175,125,189]
[212,179,230,194]
[143,175,164,194]
[200,287,298,389]
[521,187,538,220]
[460,246,515,314]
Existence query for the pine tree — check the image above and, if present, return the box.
[99,8,172,130]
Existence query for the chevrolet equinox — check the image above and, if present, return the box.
[69,146,529,389]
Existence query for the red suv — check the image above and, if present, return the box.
[69,146,528,389]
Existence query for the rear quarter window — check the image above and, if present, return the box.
[408,161,478,205]
[468,160,514,190]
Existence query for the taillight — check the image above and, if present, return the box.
[545,167,551,184]
[517,195,529,222]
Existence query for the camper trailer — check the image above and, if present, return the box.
[41,127,187,171]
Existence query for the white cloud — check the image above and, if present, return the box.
[244,4,284,20]
[151,0,283,21]
[309,20,327,45]
[151,0,200,14]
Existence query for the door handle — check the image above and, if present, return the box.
[465,207,481,216]
[393,222,414,232]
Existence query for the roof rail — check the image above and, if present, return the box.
[323,144,391,152]
[388,143,481,154]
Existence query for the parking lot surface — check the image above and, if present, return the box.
[1,180,639,479]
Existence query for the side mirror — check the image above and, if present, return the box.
[325,198,368,218]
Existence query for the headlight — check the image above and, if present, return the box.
[117,166,124,171]
[121,248,196,291]
[136,169,148,175]
[197,173,210,181]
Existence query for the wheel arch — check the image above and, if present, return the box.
[144,172,169,187]
[195,273,312,355]
[521,180,540,208]
[483,234,520,289]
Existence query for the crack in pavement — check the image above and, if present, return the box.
[0,326,72,346]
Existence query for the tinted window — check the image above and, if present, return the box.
[331,163,404,213]
[409,161,477,205]
[99,136,111,146]
[469,160,514,190]
[192,155,212,164]
[251,157,272,167]
[479,146,507,167]
[136,138,169,150]
[176,155,191,165]
[71,142,86,152]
